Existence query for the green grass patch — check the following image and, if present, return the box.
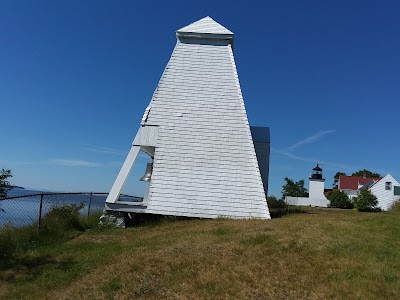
[240,233,274,246]
[102,277,123,300]
[1,207,400,299]
[0,203,102,268]
[210,226,232,236]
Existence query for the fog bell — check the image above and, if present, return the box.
[140,162,153,182]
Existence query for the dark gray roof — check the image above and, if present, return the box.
[313,164,322,171]
[250,126,270,143]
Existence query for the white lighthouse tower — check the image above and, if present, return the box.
[285,164,328,207]
[309,164,328,204]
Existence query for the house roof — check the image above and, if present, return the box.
[176,16,234,36]
[339,175,381,191]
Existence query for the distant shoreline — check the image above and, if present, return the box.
[10,186,25,189]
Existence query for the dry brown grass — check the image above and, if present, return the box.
[1,207,400,299]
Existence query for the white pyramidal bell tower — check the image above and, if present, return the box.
[105,17,271,219]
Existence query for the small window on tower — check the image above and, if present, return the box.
[385,182,392,190]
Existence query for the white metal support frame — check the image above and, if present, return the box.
[105,125,159,205]
[105,145,141,204]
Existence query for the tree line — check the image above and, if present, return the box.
[0,168,13,199]
[269,169,382,212]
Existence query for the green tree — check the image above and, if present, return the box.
[281,177,308,199]
[333,172,346,188]
[353,189,380,212]
[0,168,13,199]
[351,169,381,178]
[327,190,353,209]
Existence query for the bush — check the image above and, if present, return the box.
[327,190,354,209]
[267,195,292,218]
[353,189,381,212]
[267,195,287,209]
[41,203,86,237]
[0,203,102,266]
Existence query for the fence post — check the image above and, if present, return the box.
[38,193,44,232]
[87,192,93,217]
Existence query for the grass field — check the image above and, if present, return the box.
[1,205,399,299]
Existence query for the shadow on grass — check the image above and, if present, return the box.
[0,254,76,282]
[269,207,308,218]
[128,208,309,224]
[126,213,195,228]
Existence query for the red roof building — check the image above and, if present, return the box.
[338,174,400,210]
[338,175,381,191]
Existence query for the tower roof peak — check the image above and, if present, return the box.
[177,16,233,36]
[313,164,322,171]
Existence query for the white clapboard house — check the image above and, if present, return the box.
[339,174,400,211]
[366,174,400,210]
[104,17,271,219]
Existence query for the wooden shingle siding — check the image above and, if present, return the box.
[106,17,270,219]
[133,126,159,147]
[142,18,269,219]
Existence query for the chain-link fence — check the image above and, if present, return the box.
[0,192,142,228]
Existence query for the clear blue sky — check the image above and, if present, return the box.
[1,0,399,197]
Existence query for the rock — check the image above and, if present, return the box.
[98,211,129,228]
